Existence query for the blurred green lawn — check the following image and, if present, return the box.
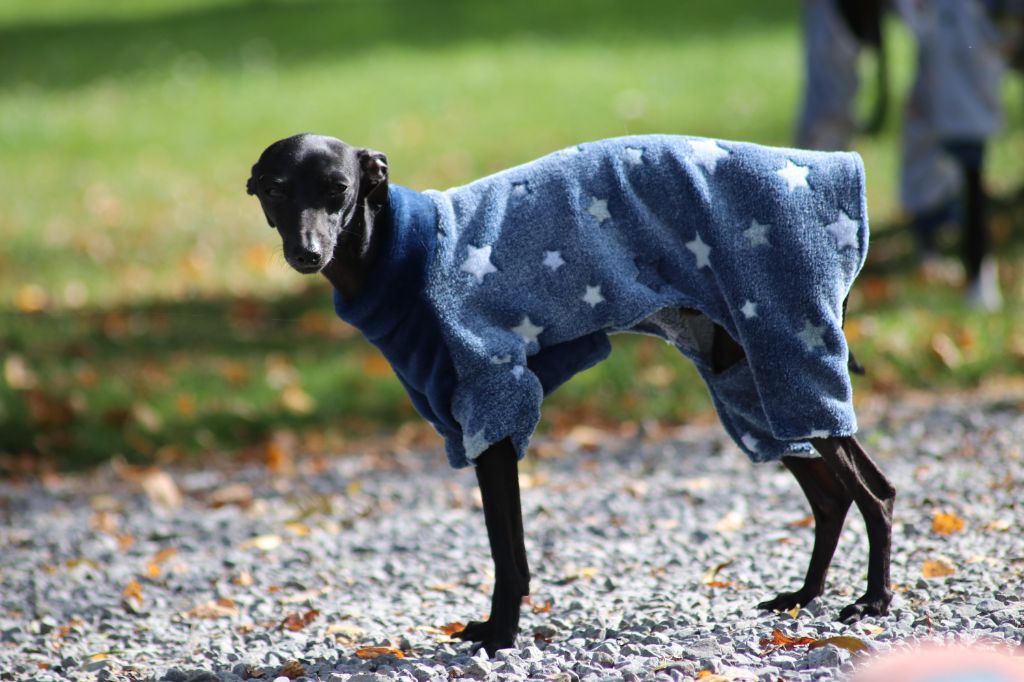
[1,0,1022,470]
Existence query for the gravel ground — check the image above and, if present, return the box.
[2,390,1023,681]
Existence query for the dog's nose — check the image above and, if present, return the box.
[288,247,324,271]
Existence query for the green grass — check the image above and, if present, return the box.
[1,0,1022,470]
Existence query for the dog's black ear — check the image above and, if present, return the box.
[246,165,258,196]
[358,148,389,206]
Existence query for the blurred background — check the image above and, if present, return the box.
[1,0,1022,472]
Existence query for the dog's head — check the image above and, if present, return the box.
[246,134,389,274]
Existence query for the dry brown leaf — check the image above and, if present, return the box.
[713,510,745,533]
[327,622,364,642]
[209,483,254,509]
[265,439,295,475]
[278,660,306,679]
[531,600,553,614]
[233,571,254,587]
[439,622,466,636]
[695,673,731,682]
[355,647,405,659]
[184,598,239,619]
[701,560,733,585]
[122,579,144,606]
[281,610,319,631]
[788,515,815,528]
[922,558,956,578]
[983,518,1011,532]
[809,635,869,653]
[932,511,966,535]
[565,425,606,451]
[759,628,816,650]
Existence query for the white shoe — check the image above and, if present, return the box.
[965,258,1002,311]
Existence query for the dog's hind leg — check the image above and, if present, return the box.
[811,436,895,622]
[758,455,852,613]
[453,438,529,655]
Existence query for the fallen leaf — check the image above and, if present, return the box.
[184,598,239,619]
[281,610,319,631]
[787,605,801,619]
[284,522,310,537]
[233,571,254,587]
[759,628,816,650]
[122,579,144,607]
[113,461,182,510]
[3,354,37,389]
[788,515,815,528]
[208,483,254,509]
[531,600,553,614]
[922,558,956,578]
[328,622,364,642]
[982,519,1011,532]
[281,384,315,415]
[146,547,179,578]
[565,425,606,451]
[809,635,869,653]
[695,673,731,682]
[701,560,733,585]
[355,647,405,659]
[240,534,282,552]
[362,354,393,378]
[278,660,305,679]
[439,622,466,636]
[713,510,745,533]
[279,587,331,604]
[930,333,962,369]
[932,511,965,535]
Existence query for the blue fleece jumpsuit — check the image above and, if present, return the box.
[334,135,869,469]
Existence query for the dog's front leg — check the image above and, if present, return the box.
[454,438,530,655]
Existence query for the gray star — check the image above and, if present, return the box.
[825,211,859,250]
[689,138,729,174]
[542,250,565,271]
[511,315,544,347]
[511,181,531,197]
[582,285,605,307]
[797,319,826,352]
[744,219,770,247]
[740,300,758,319]
[460,244,498,284]
[741,433,760,453]
[624,147,644,166]
[463,429,491,460]
[587,197,611,224]
[777,160,810,192]
[685,233,712,269]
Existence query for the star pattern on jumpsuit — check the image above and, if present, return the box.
[777,160,810,192]
[511,315,544,347]
[542,250,565,271]
[582,285,605,307]
[623,147,645,166]
[744,219,771,247]
[685,233,712,269]
[825,211,859,250]
[797,319,827,352]
[740,300,758,319]
[689,139,729,174]
[463,429,491,459]
[460,244,497,284]
[587,197,611,224]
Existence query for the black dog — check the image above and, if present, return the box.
[247,133,895,655]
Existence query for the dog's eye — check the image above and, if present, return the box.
[264,186,285,199]
[327,183,348,198]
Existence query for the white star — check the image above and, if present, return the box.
[624,147,644,165]
[587,197,611,224]
[511,365,525,379]
[511,315,544,347]
[797,319,827,352]
[542,250,565,271]
[689,139,729,174]
[685,233,712,269]
[777,160,810,192]
[825,211,859,250]
[463,429,491,460]
[511,181,530,197]
[460,244,498,284]
[744,219,770,247]
[740,300,758,319]
[582,285,605,307]
[490,354,511,365]
[741,433,760,453]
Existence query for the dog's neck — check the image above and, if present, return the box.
[320,198,388,301]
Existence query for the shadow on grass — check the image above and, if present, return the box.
[0,0,794,91]
[0,283,416,470]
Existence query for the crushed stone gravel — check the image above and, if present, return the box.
[1,390,1023,681]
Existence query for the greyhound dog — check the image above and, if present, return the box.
[247,133,895,655]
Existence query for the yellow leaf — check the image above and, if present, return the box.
[14,285,48,313]
[809,635,869,653]
[281,384,315,415]
[702,560,733,585]
[184,598,239,619]
[151,547,178,564]
[240,534,282,552]
[122,579,144,606]
[787,605,801,619]
[922,558,956,578]
[932,511,966,535]
[355,647,405,659]
[285,522,310,537]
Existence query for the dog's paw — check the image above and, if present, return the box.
[453,620,517,656]
[757,589,819,613]
[839,596,890,623]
